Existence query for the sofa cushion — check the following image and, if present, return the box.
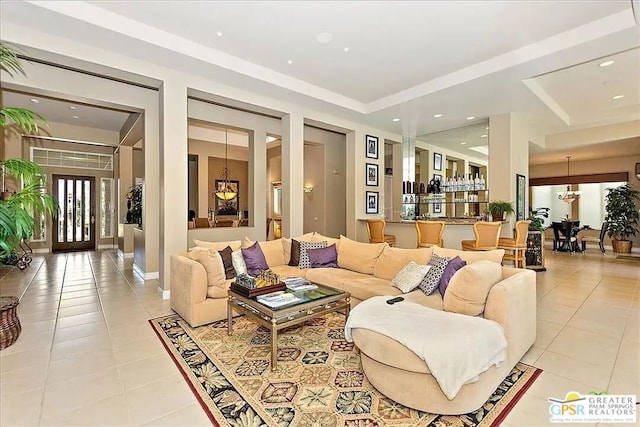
[241,242,269,276]
[259,239,286,267]
[439,256,466,296]
[270,265,309,279]
[444,261,503,316]
[346,277,402,302]
[306,268,370,289]
[418,254,450,295]
[373,246,433,280]
[188,247,226,296]
[404,289,444,310]
[193,239,241,252]
[207,279,232,298]
[299,241,327,269]
[308,244,338,268]
[218,246,235,279]
[313,233,340,249]
[433,247,504,264]
[391,261,431,293]
[337,236,386,275]
[231,249,247,276]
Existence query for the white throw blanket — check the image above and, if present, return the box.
[344,296,507,400]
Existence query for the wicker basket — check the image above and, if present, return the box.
[0,296,21,351]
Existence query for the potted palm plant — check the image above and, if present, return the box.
[604,184,640,253]
[488,201,514,221]
[0,42,56,262]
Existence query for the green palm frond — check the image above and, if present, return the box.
[0,107,47,134]
[0,41,25,76]
[1,158,47,183]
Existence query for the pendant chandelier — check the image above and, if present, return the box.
[557,155,581,204]
[213,129,238,201]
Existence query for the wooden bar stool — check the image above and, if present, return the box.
[366,218,395,247]
[415,220,445,248]
[498,220,531,268]
[461,222,502,251]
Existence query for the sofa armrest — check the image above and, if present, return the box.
[484,267,536,364]
[170,254,208,324]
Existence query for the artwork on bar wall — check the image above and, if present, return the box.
[516,174,526,220]
[215,179,239,215]
[434,153,442,171]
[366,163,379,186]
[366,135,379,159]
[366,191,379,214]
[434,201,442,214]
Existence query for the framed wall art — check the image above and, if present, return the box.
[366,163,379,186]
[366,191,379,214]
[366,135,379,159]
[516,174,526,220]
[434,153,442,171]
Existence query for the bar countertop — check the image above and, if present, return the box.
[358,218,503,225]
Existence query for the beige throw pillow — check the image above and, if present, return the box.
[193,239,241,252]
[188,247,227,298]
[259,239,286,267]
[391,261,432,293]
[337,236,386,275]
[313,233,340,249]
[373,246,433,280]
[443,260,503,316]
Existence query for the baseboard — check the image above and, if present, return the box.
[117,249,134,259]
[133,262,144,278]
[157,286,170,299]
[32,248,50,254]
[145,271,159,280]
[97,244,117,250]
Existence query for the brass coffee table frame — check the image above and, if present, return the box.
[227,286,350,370]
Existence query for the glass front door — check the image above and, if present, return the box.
[52,175,95,252]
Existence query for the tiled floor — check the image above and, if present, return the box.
[0,249,638,426]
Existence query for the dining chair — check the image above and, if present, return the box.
[193,217,211,228]
[581,221,608,254]
[461,221,502,251]
[366,218,396,247]
[498,220,531,268]
[415,220,445,248]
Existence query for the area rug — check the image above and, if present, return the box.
[150,313,542,426]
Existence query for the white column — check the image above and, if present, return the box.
[197,154,209,217]
[250,128,267,240]
[281,113,304,237]
[118,146,133,223]
[159,80,188,295]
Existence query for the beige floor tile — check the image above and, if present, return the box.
[47,352,117,383]
[20,318,57,334]
[500,395,558,427]
[547,327,621,366]
[40,393,133,426]
[50,333,113,361]
[534,320,564,349]
[18,308,59,323]
[55,311,105,328]
[118,353,178,391]
[527,371,599,401]
[537,301,578,325]
[0,387,44,427]
[53,321,109,343]
[520,346,544,365]
[58,295,100,308]
[57,303,103,318]
[0,364,48,394]
[126,374,197,426]
[612,339,639,375]
[565,313,628,339]
[112,336,165,365]
[0,329,54,357]
[536,351,613,391]
[60,289,99,300]
[142,403,212,426]
[109,322,157,347]
[41,366,124,418]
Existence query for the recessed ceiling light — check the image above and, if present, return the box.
[72,115,79,119]
[612,94,624,100]
[433,114,443,118]
[466,116,475,120]
[29,98,39,104]
[481,134,487,138]
[485,126,490,130]
[344,47,349,52]
[287,59,293,65]
[460,142,467,145]
[69,105,76,110]
[216,31,223,37]
[392,118,400,122]
[316,32,333,43]
[599,60,614,67]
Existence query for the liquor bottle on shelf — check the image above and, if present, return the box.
[479,174,486,190]
[474,173,480,191]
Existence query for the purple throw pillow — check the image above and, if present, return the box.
[438,256,467,296]
[241,242,269,276]
[307,244,338,268]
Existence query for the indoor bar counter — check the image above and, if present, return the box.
[358,219,510,249]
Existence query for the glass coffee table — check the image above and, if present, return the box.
[227,283,351,370]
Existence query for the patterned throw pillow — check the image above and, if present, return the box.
[231,249,247,276]
[418,254,451,295]
[298,241,327,269]
[391,261,432,293]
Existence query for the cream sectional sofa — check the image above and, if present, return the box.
[170,233,536,414]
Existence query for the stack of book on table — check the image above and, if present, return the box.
[256,291,301,308]
[282,277,318,292]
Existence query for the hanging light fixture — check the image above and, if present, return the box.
[557,155,581,204]
[213,129,238,201]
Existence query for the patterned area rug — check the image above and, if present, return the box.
[150,313,541,427]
